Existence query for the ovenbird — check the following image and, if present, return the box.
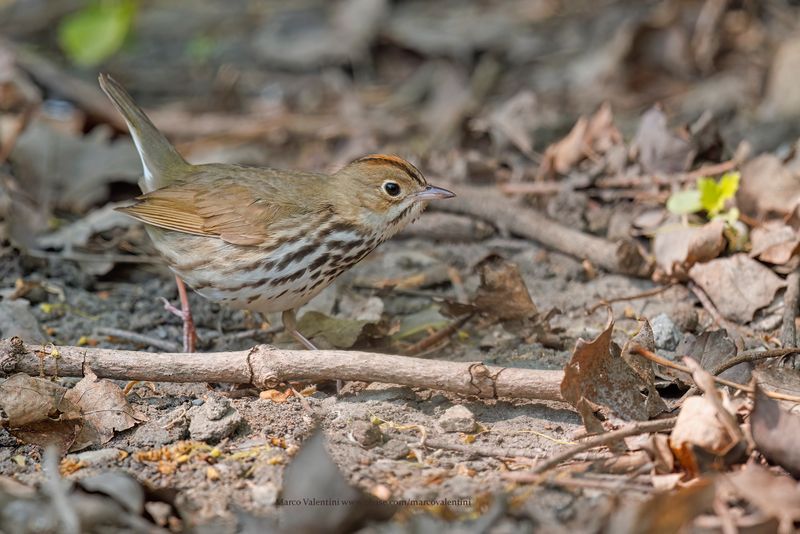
[98,74,455,353]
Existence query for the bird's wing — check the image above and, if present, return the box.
[117,168,319,246]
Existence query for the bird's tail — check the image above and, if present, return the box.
[99,73,189,192]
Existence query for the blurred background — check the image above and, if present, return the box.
[4,0,800,182]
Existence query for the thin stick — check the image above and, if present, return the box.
[529,417,677,475]
[95,327,181,353]
[405,313,474,355]
[0,338,565,401]
[433,184,653,278]
[632,346,800,403]
[708,348,800,377]
[586,282,678,314]
[780,268,800,366]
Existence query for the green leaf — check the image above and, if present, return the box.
[58,0,136,67]
[698,171,740,217]
[666,189,702,215]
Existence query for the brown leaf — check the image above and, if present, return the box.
[10,118,141,212]
[726,464,800,531]
[0,373,82,452]
[738,154,800,219]
[538,103,623,179]
[750,221,800,265]
[682,329,750,385]
[751,383,800,478]
[63,368,146,452]
[483,90,537,155]
[688,254,786,323]
[604,478,715,534]
[560,311,649,422]
[669,396,738,476]
[474,256,537,321]
[652,220,726,276]
[0,373,78,427]
[621,320,668,418]
[633,106,695,174]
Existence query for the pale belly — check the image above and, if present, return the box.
[146,226,377,313]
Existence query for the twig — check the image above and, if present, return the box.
[419,438,614,463]
[529,418,677,475]
[632,346,800,403]
[780,268,800,366]
[405,313,474,355]
[95,327,181,353]
[594,159,739,189]
[586,282,678,314]
[0,338,565,401]
[217,325,282,343]
[498,182,564,195]
[434,184,653,277]
[708,348,800,377]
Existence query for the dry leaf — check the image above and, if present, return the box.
[604,478,715,534]
[688,254,785,323]
[633,106,695,174]
[64,367,147,452]
[726,464,800,533]
[682,329,750,385]
[737,154,800,218]
[538,103,622,178]
[10,118,141,212]
[0,373,83,452]
[620,320,668,417]
[0,373,79,427]
[652,220,726,276]
[750,383,800,478]
[669,394,743,477]
[749,221,800,265]
[474,256,537,321]
[560,311,649,423]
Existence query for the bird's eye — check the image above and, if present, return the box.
[383,182,401,197]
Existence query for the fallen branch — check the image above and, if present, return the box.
[434,184,653,278]
[0,338,564,401]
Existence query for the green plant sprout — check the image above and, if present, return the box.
[58,0,137,68]
[666,171,740,224]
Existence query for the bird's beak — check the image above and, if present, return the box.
[414,185,456,201]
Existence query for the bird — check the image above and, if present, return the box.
[98,73,455,355]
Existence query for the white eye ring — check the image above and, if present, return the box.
[382,181,401,197]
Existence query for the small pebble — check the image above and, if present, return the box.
[650,313,682,351]
[350,420,382,449]
[437,405,476,433]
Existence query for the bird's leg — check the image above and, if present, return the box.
[162,275,197,353]
[281,309,343,393]
[281,308,317,350]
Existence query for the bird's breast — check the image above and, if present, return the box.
[146,223,380,313]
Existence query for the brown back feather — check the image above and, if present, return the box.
[117,166,321,246]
